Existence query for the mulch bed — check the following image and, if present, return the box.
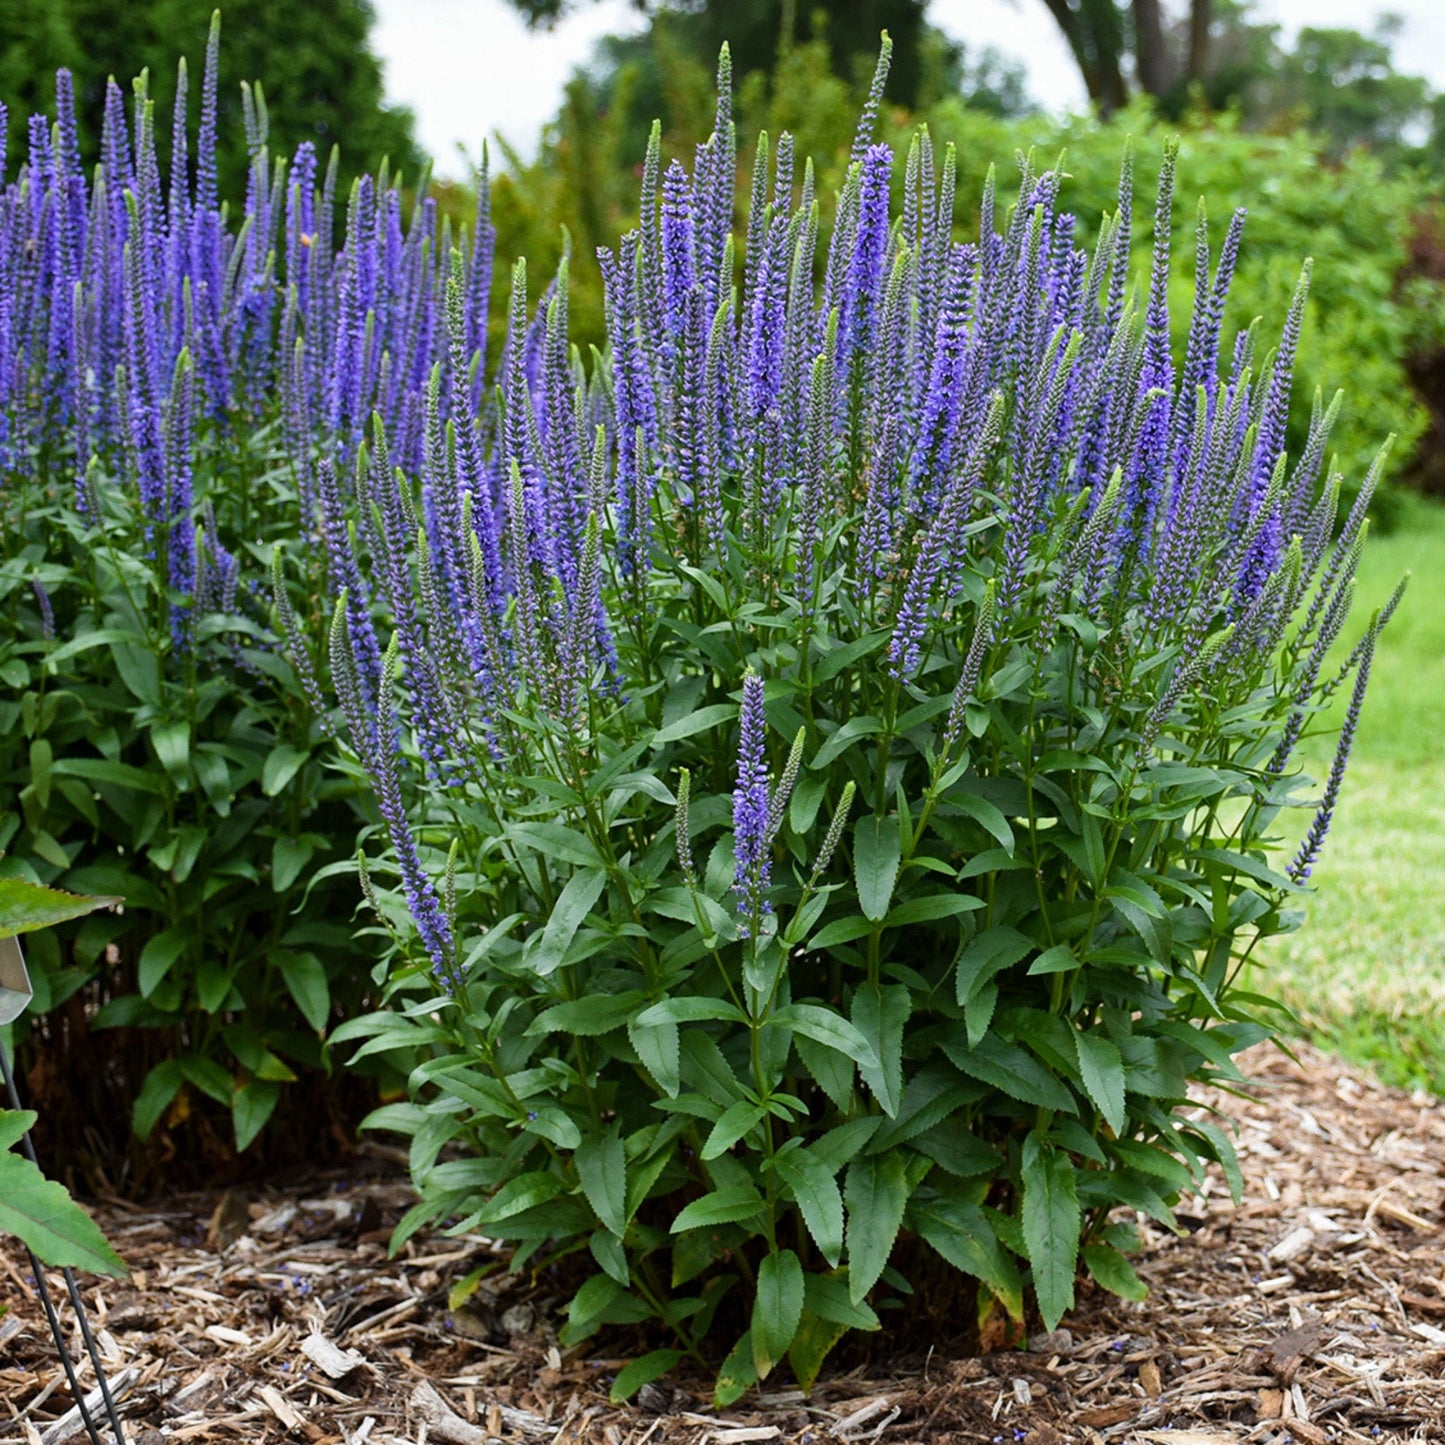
[3,1039,1444,1444]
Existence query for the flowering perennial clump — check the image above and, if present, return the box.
[0,28,1397,1400]
[317,44,1396,1399]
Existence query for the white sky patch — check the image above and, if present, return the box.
[371,0,1445,180]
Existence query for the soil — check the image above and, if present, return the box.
[3,1039,1443,1444]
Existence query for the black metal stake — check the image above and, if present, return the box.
[1,1037,128,1445]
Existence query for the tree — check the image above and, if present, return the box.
[0,0,420,198]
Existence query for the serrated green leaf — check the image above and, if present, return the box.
[853,815,901,922]
[0,878,119,939]
[671,1184,766,1234]
[0,1110,35,1152]
[628,1016,680,1097]
[801,1270,880,1328]
[954,925,1033,1005]
[844,1152,910,1303]
[1073,1030,1126,1135]
[576,1127,627,1237]
[941,1032,1077,1114]
[883,893,986,926]
[771,1146,844,1266]
[909,1195,1023,1321]
[531,991,648,1037]
[1021,1132,1080,1331]
[787,1312,849,1393]
[0,1151,127,1276]
[530,869,607,977]
[478,1171,565,1224]
[851,982,909,1117]
[766,1004,880,1075]
[752,1249,804,1379]
[702,1102,766,1160]
[635,997,747,1027]
[951,791,1014,849]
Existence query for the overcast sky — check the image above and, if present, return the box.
[371,0,1445,180]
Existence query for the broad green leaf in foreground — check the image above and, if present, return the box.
[0,1124,127,1277]
[0,878,120,939]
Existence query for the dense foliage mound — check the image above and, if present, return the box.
[314,44,1394,1400]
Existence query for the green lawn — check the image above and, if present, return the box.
[1250,494,1445,1093]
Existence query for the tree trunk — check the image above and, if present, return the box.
[1187,0,1213,83]
[1131,0,1170,98]
[1040,0,1129,116]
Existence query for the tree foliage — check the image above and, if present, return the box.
[0,0,420,198]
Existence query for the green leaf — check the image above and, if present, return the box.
[150,720,191,785]
[1021,1132,1080,1331]
[0,878,119,939]
[884,893,986,926]
[610,1350,683,1404]
[628,1016,680,1097]
[576,1126,627,1237]
[478,1172,566,1224]
[794,1032,855,1111]
[137,928,189,998]
[788,1312,849,1393]
[702,1102,766,1161]
[0,1109,36,1151]
[635,997,747,1027]
[951,792,1014,850]
[272,835,315,893]
[532,991,648,1037]
[851,983,909,1117]
[812,715,883,770]
[131,1061,184,1140]
[1082,1243,1148,1301]
[752,1249,804,1379]
[261,745,310,797]
[1073,1031,1126,1135]
[281,952,330,1033]
[232,1078,281,1152]
[844,1153,909,1303]
[671,1184,766,1234]
[909,1195,1023,1321]
[530,869,607,976]
[653,703,736,745]
[801,1271,880,1328]
[809,915,875,949]
[1028,944,1078,976]
[0,1149,127,1276]
[954,925,1033,1005]
[508,822,605,868]
[771,1146,844,1266]
[714,1330,758,1408]
[941,1033,1077,1114]
[766,1004,881,1075]
[853,815,902,922]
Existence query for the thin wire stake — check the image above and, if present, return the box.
[1,1038,128,1445]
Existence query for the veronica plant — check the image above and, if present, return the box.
[317,43,1394,1401]
[0,21,492,1156]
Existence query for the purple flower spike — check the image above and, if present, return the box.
[732,671,772,933]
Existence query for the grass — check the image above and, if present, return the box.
[1249,492,1445,1094]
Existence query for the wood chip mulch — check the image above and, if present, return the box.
[3,1039,1444,1444]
